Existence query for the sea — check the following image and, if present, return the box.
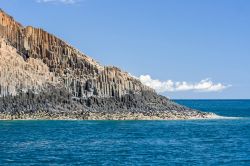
[0,100,249,165]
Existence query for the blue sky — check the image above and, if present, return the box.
[1,0,249,99]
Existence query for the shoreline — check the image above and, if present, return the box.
[0,114,240,121]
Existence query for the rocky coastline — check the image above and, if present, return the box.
[0,111,220,120]
[0,85,219,120]
[0,9,220,120]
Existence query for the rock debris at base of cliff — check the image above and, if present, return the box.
[0,9,218,120]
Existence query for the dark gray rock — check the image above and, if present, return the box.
[0,9,216,120]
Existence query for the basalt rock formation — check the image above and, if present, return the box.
[0,9,217,120]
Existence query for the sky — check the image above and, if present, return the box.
[1,0,249,99]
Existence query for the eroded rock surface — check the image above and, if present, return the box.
[0,9,216,120]
[0,38,58,97]
[0,10,151,99]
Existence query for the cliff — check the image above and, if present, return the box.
[0,9,216,120]
[0,38,58,97]
[0,10,152,99]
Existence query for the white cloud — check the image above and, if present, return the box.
[138,75,231,93]
[36,0,80,4]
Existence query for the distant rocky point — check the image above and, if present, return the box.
[0,9,218,120]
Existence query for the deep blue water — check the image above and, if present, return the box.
[175,99,250,118]
[0,100,250,165]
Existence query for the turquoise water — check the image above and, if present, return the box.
[0,100,250,165]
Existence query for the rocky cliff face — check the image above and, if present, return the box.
[0,38,58,97]
[0,10,152,99]
[0,9,216,120]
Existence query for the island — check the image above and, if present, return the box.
[0,9,219,120]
